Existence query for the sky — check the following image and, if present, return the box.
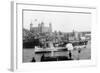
[23,10,91,32]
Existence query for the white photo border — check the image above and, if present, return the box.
[11,1,97,71]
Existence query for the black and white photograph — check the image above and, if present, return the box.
[10,1,97,71]
[22,9,91,63]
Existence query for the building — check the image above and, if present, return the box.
[30,21,52,34]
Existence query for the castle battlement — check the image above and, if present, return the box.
[30,21,52,34]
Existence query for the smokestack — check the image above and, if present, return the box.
[49,22,52,33]
[30,22,33,31]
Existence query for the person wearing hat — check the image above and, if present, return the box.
[66,43,74,60]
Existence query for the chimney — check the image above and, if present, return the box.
[30,22,33,31]
[49,22,52,33]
